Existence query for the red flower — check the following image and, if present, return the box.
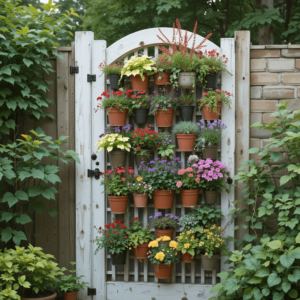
[203,92,208,96]
[112,224,116,229]
[113,231,116,233]
[97,97,102,100]
[128,89,133,93]
[99,226,102,230]
[106,94,111,98]
[156,144,160,147]
[101,92,107,96]
[137,96,141,99]
[134,175,136,178]
[104,230,107,233]
[124,236,127,239]
[133,217,139,221]
[116,232,119,235]
[121,177,126,182]
[106,234,110,237]
[131,95,136,99]
[137,146,140,150]
[110,241,113,243]
[129,221,133,224]
[215,89,221,93]
[128,169,134,174]
[114,220,118,223]
[116,104,120,107]
[120,218,125,222]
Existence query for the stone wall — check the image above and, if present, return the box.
[250,45,300,160]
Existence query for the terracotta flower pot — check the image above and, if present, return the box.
[201,254,219,270]
[21,293,57,300]
[181,252,195,263]
[178,72,196,89]
[133,193,148,207]
[154,72,170,85]
[106,107,128,126]
[110,250,127,265]
[180,189,199,207]
[202,103,222,120]
[153,263,173,279]
[108,195,128,214]
[153,190,175,209]
[202,145,218,160]
[63,292,77,300]
[130,74,149,91]
[203,190,218,204]
[135,150,151,168]
[155,228,174,239]
[176,134,197,151]
[133,242,149,259]
[108,150,127,167]
[154,108,174,127]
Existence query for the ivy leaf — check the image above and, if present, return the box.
[255,267,269,277]
[270,152,282,162]
[31,168,44,180]
[28,186,43,197]
[288,289,298,298]
[2,192,18,207]
[280,175,290,186]
[262,288,270,297]
[31,201,45,213]
[23,58,33,67]
[15,191,28,201]
[267,273,281,287]
[217,271,229,280]
[48,208,57,217]
[16,214,32,225]
[1,227,13,243]
[12,230,27,245]
[280,253,294,268]
[273,292,284,300]
[282,282,291,293]
[268,240,281,249]
[1,212,13,222]
[247,276,262,284]
[223,277,239,293]
[248,147,259,153]
[5,119,15,129]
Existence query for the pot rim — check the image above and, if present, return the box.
[155,228,174,231]
[179,105,195,107]
[21,292,57,300]
[133,108,149,111]
[176,133,197,136]
[107,73,121,76]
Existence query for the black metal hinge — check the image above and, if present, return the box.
[87,74,96,82]
[87,288,96,296]
[70,66,79,74]
[87,168,101,180]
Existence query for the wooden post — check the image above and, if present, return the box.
[234,31,251,245]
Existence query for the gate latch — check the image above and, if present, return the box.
[87,168,101,179]
[87,74,96,82]
[87,288,96,295]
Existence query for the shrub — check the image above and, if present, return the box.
[176,230,199,257]
[175,167,201,191]
[128,218,154,248]
[178,94,196,106]
[99,60,123,75]
[131,126,158,155]
[96,133,131,153]
[149,212,178,230]
[149,89,180,114]
[173,121,200,134]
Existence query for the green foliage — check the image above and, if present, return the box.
[173,121,200,134]
[148,239,179,265]
[199,90,233,114]
[149,212,177,230]
[176,230,199,257]
[127,219,154,248]
[0,129,79,245]
[157,132,175,158]
[178,93,196,106]
[175,166,201,191]
[99,61,123,75]
[149,90,179,114]
[171,51,200,72]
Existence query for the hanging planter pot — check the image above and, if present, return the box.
[63,292,77,300]
[133,242,149,259]
[130,74,149,91]
[202,103,222,120]
[202,145,218,160]
[155,228,174,240]
[179,106,195,122]
[154,72,170,85]
[21,293,57,300]
[153,263,173,279]
[176,134,197,151]
[110,251,127,265]
[178,72,196,89]
[203,190,218,205]
[106,107,128,126]
[205,73,219,90]
[108,150,127,168]
[108,195,128,214]
[153,190,175,209]
[201,254,219,270]
[135,150,151,168]
[133,193,148,207]
[134,108,149,124]
[107,74,121,90]
[181,252,195,263]
[180,189,199,207]
[154,108,174,127]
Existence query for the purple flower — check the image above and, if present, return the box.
[99,133,104,138]
[155,104,159,108]
[150,102,153,105]
[149,216,153,219]
[164,101,166,104]
[174,216,179,220]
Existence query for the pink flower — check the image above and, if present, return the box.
[218,173,223,178]
[207,177,212,181]
[188,173,193,178]
[192,164,198,167]
[195,178,200,182]
[215,168,220,172]
[121,177,126,182]
[176,181,182,188]
[208,171,213,176]
[168,104,172,107]
[215,89,221,93]
[213,175,218,180]
[186,167,193,172]
[128,169,134,174]
[178,169,186,175]
[139,102,142,105]
[203,92,208,96]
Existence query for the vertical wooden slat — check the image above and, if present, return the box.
[154,46,159,59]
[134,207,138,282]
[143,47,148,56]
[201,268,205,284]
[143,204,148,282]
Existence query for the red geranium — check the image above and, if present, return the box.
[106,234,110,237]
[133,217,139,221]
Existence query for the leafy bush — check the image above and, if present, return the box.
[99,60,123,75]
[127,177,153,198]
[176,230,199,257]
[96,133,131,153]
[173,121,200,134]
[157,132,175,158]
[149,212,178,230]
[131,126,158,155]
[178,94,196,106]
[175,167,201,191]
[128,218,154,248]
[149,89,179,113]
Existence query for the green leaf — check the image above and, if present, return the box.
[282,282,291,293]
[268,240,282,249]
[280,175,290,186]
[223,277,239,293]
[280,253,294,268]
[248,147,260,153]
[2,192,18,207]
[268,273,281,287]
[28,186,43,197]
[15,191,28,201]
[1,212,13,222]
[217,271,229,280]
[5,119,15,129]
[288,269,300,283]
[270,152,282,162]
[209,283,223,294]
[16,214,32,225]
[31,168,44,179]
[255,267,269,277]
[288,289,298,298]
[247,276,262,284]
[1,227,13,243]
[262,288,270,297]
[12,230,27,245]
[273,292,284,300]
[32,201,45,213]
[48,208,57,217]
[23,58,33,67]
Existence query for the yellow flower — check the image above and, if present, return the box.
[155,252,165,261]
[156,237,162,241]
[199,242,204,247]
[205,252,208,256]
[204,229,209,233]
[162,236,171,242]
[169,241,178,249]
[162,249,165,251]
[137,176,143,182]
[216,244,220,248]
[21,134,28,139]
[184,243,190,249]
[218,226,222,230]
[175,252,177,255]
[129,247,132,250]
[207,235,211,240]
[148,240,159,248]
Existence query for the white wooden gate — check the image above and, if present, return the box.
[75,28,235,300]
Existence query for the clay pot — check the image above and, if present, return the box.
[154,108,174,127]
[153,190,175,209]
[153,263,173,279]
[108,195,128,214]
[201,254,219,270]
[107,74,121,90]
[202,145,218,160]
[202,103,222,120]
[205,73,219,89]
[155,228,174,239]
[179,105,195,122]
[110,251,127,265]
[181,252,195,263]
[180,189,199,207]
[135,150,151,168]
[154,72,170,85]
[133,242,149,259]
[133,193,148,207]
[108,150,127,167]
[176,134,197,151]
[203,190,218,204]
[178,72,196,89]
[106,107,128,126]
[130,74,149,91]
[134,108,149,124]
[21,293,57,300]
[63,292,77,300]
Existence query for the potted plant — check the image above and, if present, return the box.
[120,55,156,91]
[53,263,88,300]
[175,167,201,207]
[157,131,175,159]
[154,53,172,85]
[196,158,231,204]
[0,245,63,300]
[177,230,199,263]
[127,176,153,207]
[96,125,131,167]
[126,90,149,124]
[148,238,179,279]
[100,166,133,213]
[131,125,158,167]
[173,121,200,151]
[178,94,196,121]
[128,217,154,259]
[96,90,132,126]
[149,212,178,239]
[93,220,129,265]
[195,119,227,160]
[139,157,182,209]
[99,60,123,90]
[149,89,179,127]
[198,89,233,121]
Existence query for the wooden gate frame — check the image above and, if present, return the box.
[74,29,249,300]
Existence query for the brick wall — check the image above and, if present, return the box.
[250,45,300,159]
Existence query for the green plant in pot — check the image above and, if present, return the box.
[177,230,199,263]
[154,53,172,85]
[157,132,175,159]
[149,212,178,239]
[99,60,123,90]
[173,121,200,151]
[127,176,153,207]
[127,90,150,124]
[53,263,88,300]
[120,55,156,91]
[0,245,63,300]
[178,94,196,121]
[128,217,154,259]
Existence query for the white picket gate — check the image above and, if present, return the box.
[75,28,235,300]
